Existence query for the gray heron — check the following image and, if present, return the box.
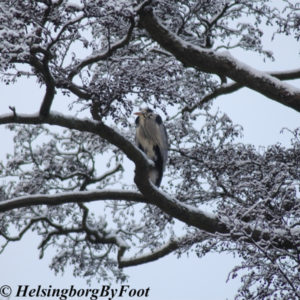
[134,108,168,187]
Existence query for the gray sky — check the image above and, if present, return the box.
[0,15,299,300]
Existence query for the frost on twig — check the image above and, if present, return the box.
[0,0,300,298]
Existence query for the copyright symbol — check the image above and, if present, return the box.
[0,285,12,297]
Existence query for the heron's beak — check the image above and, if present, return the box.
[134,112,142,116]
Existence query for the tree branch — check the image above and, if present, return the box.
[0,190,145,213]
[182,68,300,114]
[0,111,296,251]
[119,234,207,268]
[30,47,56,117]
[269,68,300,81]
[119,239,182,268]
[139,6,300,112]
[47,14,86,51]
[183,82,242,113]
[68,17,135,80]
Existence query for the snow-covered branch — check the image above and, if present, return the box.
[0,111,296,252]
[0,112,223,234]
[119,234,208,268]
[68,17,135,80]
[181,68,300,114]
[29,47,56,117]
[0,190,145,213]
[139,6,300,112]
[1,1,299,295]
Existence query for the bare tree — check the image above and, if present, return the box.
[0,1,299,298]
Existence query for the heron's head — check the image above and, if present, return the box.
[134,108,154,120]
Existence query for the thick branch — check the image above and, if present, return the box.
[182,68,300,114]
[271,68,300,80]
[0,111,223,233]
[39,81,55,117]
[0,190,145,213]
[139,6,300,112]
[0,111,296,250]
[30,47,56,117]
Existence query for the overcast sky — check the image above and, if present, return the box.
[0,13,299,300]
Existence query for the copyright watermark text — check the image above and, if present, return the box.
[0,284,150,300]
[0,285,12,297]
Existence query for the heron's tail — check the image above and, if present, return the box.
[149,167,162,187]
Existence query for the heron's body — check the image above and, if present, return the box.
[135,108,168,187]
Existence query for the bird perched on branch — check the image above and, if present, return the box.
[134,108,168,187]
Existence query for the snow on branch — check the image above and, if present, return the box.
[0,190,145,213]
[68,17,135,80]
[119,234,208,268]
[139,5,300,112]
[0,111,296,252]
[119,239,181,268]
[181,68,300,114]
[29,46,56,117]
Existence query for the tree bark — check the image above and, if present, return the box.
[139,6,300,113]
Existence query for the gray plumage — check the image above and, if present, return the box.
[135,108,168,187]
